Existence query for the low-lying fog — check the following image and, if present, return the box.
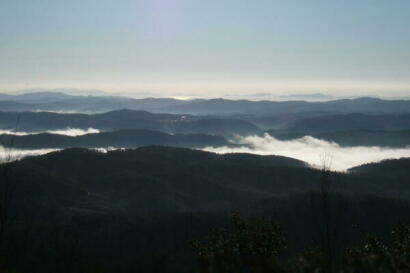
[0,146,59,163]
[0,128,100,136]
[1,133,409,171]
[203,134,410,171]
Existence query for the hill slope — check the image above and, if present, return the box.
[0,110,261,137]
[0,129,230,149]
[2,147,410,272]
[6,147,410,214]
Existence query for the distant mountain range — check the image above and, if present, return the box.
[276,93,340,101]
[0,129,230,149]
[264,112,410,147]
[2,109,410,147]
[267,129,410,147]
[285,113,410,133]
[2,91,410,148]
[0,110,260,137]
[0,91,74,102]
[0,92,189,113]
[2,92,410,272]
[1,91,410,115]
[166,97,410,115]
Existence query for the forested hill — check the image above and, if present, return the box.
[0,129,230,149]
[2,147,410,272]
[349,158,410,178]
[285,113,410,133]
[0,110,260,137]
[9,147,308,212]
[5,147,410,214]
[267,129,410,147]
[265,113,410,147]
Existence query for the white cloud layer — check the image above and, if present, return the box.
[0,128,100,136]
[0,146,58,163]
[203,134,410,171]
[0,146,123,163]
[46,128,100,136]
[1,134,409,171]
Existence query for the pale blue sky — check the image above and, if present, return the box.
[0,0,409,97]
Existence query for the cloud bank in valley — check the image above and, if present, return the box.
[1,133,409,171]
[0,146,58,163]
[0,128,100,136]
[45,128,100,136]
[203,134,410,171]
[0,146,123,164]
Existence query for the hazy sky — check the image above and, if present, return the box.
[1,0,409,97]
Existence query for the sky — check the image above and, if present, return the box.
[0,0,409,98]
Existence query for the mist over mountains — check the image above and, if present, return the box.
[2,0,410,270]
[1,90,410,272]
[0,127,100,136]
[203,134,410,171]
[2,91,410,115]
[1,91,410,169]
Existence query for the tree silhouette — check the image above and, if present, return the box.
[190,212,286,273]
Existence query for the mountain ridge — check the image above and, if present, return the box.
[1,91,410,115]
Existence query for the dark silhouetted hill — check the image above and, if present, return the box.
[6,147,410,214]
[349,158,410,178]
[285,113,410,134]
[2,147,410,273]
[267,129,410,147]
[0,129,230,149]
[0,110,261,137]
